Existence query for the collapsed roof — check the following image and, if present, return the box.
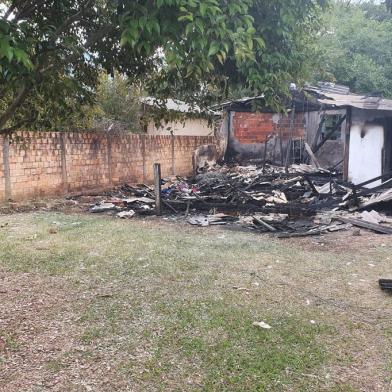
[304,85,392,111]
[212,83,392,112]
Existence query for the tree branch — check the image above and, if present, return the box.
[0,1,110,135]
[0,86,29,131]
[0,117,35,135]
[13,0,48,22]
[54,0,95,36]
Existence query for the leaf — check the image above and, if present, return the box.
[195,18,204,33]
[185,23,193,35]
[208,42,220,57]
[139,16,147,28]
[120,33,129,47]
[5,46,13,62]
[178,14,193,22]
[254,37,265,49]
[0,20,9,34]
[200,2,208,17]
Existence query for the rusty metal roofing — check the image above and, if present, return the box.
[304,86,392,111]
[212,83,392,112]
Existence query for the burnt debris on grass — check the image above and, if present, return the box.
[70,163,392,237]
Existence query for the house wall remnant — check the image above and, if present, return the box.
[346,108,392,187]
[0,131,215,202]
[226,109,347,167]
[192,144,219,174]
[348,123,384,187]
[227,111,305,163]
[316,141,344,169]
[304,109,346,169]
[232,111,305,144]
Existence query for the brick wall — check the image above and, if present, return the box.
[233,112,305,144]
[0,131,215,202]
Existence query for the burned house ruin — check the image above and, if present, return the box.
[217,83,392,188]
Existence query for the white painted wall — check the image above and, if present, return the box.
[348,123,384,187]
[146,118,213,136]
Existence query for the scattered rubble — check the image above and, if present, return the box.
[379,279,392,291]
[90,203,118,213]
[68,163,392,237]
[253,321,272,329]
[117,210,136,219]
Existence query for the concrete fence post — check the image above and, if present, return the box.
[2,135,11,200]
[107,133,113,185]
[171,134,175,175]
[142,135,146,183]
[60,133,68,192]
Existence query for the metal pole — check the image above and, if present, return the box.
[153,163,162,216]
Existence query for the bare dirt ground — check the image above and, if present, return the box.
[0,212,391,391]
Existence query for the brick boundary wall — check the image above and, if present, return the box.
[0,131,216,202]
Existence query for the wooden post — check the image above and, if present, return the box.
[304,142,320,169]
[284,103,296,173]
[262,135,271,173]
[343,107,351,181]
[154,163,162,216]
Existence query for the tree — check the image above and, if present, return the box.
[38,72,142,132]
[120,0,328,110]
[0,0,327,134]
[312,1,392,97]
[93,72,141,132]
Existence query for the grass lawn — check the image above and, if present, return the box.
[0,212,391,391]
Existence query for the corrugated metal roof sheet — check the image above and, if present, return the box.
[214,85,392,112]
[305,87,392,111]
[210,95,265,110]
[315,82,351,95]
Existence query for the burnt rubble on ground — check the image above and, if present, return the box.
[70,163,392,237]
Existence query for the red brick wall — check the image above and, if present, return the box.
[0,131,215,202]
[233,112,305,144]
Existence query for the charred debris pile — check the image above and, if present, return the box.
[75,164,392,237]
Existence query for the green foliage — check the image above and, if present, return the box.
[94,72,141,132]
[0,18,33,72]
[0,1,109,132]
[120,0,328,111]
[33,72,142,132]
[0,0,327,133]
[312,1,392,96]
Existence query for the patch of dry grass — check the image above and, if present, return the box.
[0,212,391,391]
